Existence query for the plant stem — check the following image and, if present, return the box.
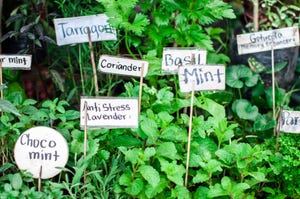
[67,48,77,95]
[79,45,86,96]
[125,30,137,59]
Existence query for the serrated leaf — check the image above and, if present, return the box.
[159,158,185,185]
[110,135,142,147]
[207,183,227,198]
[119,170,132,186]
[161,125,187,142]
[64,110,80,120]
[221,176,232,192]
[157,142,177,160]
[157,111,174,126]
[22,99,37,106]
[249,171,267,182]
[125,178,144,196]
[195,97,225,120]
[171,185,191,199]
[140,118,158,143]
[194,186,209,199]
[0,99,20,116]
[11,173,22,190]
[205,159,222,174]
[145,177,168,198]
[193,171,209,183]
[71,165,86,186]
[215,149,234,165]
[0,163,14,173]
[130,13,149,35]
[139,165,160,187]
[121,148,141,165]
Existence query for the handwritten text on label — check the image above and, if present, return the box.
[14,127,69,179]
[54,14,117,46]
[0,55,32,69]
[178,65,225,92]
[237,27,299,54]
[80,97,138,129]
[280,110,300,133]
[98,55,148,77]
[162,48,207,74]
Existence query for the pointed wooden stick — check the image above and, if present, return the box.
[138,64,145,114]
[38,165,42,192]
[271,46,276,136]
[84,101,88,182]
[87,28,99,96]
[275,106,283,152]
[185,81,195,187]
[0,62,5,169]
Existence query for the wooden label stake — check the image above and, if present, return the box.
[38,165,42,192]
[271,46,276,136]
[185,81,195,187]
[138,64,145,114]
[275,106,283,152]
[87,28,99,96]
[84,101,88,182]
[0,62,5,168]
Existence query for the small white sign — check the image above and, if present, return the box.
[0,55,32,69]
[80,97,139,129]
[178,65,225,92]
[14,126,69,179]
[98,55,148,77]
[237,26,300,55]
[54,14,117,46]
[279,110,300,133]
[162,47,207,74]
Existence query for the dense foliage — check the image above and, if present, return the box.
[0,0,299,198]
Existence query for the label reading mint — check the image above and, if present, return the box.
[178,64,225,92]
[0,55,32,69]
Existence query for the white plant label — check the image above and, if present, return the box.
[0,55,32,69]
[279,110,300,133]
[80,97,139,129]
[237,26,300,55]
[14,126,69,179]
[98,55,148,77]
[178,65,225,92]
[162,47,207,74]
[54,14,117,46]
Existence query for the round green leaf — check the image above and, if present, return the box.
[232,99,259,121]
